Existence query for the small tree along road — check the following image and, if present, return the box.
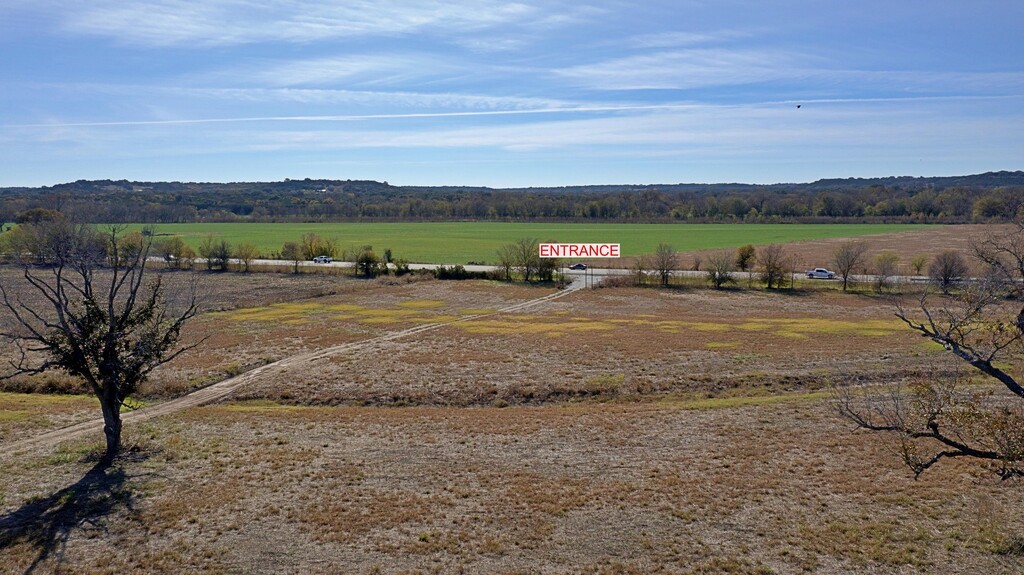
[832,241,867,292]
[705,250,736,289]
[0,220,199,464]
[758,244,789,289]
[652,243,678,287]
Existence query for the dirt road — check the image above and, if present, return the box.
[1,280,585,459]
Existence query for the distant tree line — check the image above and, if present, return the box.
[2,173,1023,224]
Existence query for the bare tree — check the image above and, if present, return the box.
[632,255,649,286]
[0,221,199,464]
[873,251,900,293]
[281,241,303,274]
[652,243,678,287]
[513,238,539,283]
[758,244,788,289]
[973,220,1024,295]
[929,250,969,294]
[705,250,736,289]
[837,224,1024,478]
[495,243,515,281]
[832,241,867,291]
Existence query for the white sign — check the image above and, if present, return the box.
[539,243,620,258]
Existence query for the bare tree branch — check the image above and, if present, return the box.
[839,221,1024,478]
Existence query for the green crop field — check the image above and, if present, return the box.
[127,222,925,264]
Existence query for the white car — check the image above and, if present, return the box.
[312,255,333,263]
[806,267,836,279]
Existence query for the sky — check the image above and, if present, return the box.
[1,1,1022,188]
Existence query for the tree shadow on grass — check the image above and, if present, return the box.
[0,452,144,574]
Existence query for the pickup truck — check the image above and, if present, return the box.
[805,268,836,279]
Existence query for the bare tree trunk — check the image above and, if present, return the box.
[99,396,121,464]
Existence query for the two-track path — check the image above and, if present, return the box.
[1,281,584,460]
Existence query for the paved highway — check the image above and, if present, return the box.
[155,257,932,286]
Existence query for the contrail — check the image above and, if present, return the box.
[4,94,1018,129]
[2,104,702,129]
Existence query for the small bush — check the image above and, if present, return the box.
[598,275,635,288]
[434,265,489,280]
[0,372,90,395]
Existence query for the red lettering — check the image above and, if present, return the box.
[537,243,621,258]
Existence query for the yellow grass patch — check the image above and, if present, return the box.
[220,400,307,413]
[0,392,97,410]
[397,299,446,309]
[919,341,948,352]
[0,410,31,422]
[398,310,903,341]
[323,304,369,312]
[606,318,730,332]
[732,318,899,339]
[686,322,733,333]
[214,302,322,323]
[458,316,616,337]
[706,342,739,349]
[216,301,451,326]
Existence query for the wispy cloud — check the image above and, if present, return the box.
[4,0,1022,187]
[187,104,1000,155]
[556,48,804,90]
[4,96,1022,186]
[239,54,449,88]
[9,95,1019,131]
[556,47,1024,95]
[180,86,570,110]
[629,30,750,49]
[17,97,1006,149]
[52,0,567,47]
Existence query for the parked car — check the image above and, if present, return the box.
[805,267,836,279]
[568,263,588,270]
[312,255,333,263]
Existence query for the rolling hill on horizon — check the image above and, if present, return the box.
[1,171,1021,225]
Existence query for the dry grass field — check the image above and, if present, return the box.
[673,224,1002,274]
[222,284,939,408]
[1,269,1023,574]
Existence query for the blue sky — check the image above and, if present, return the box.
[2,1,1022,187]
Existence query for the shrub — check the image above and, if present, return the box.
[434,265,489,280]
[929,250,968,294]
